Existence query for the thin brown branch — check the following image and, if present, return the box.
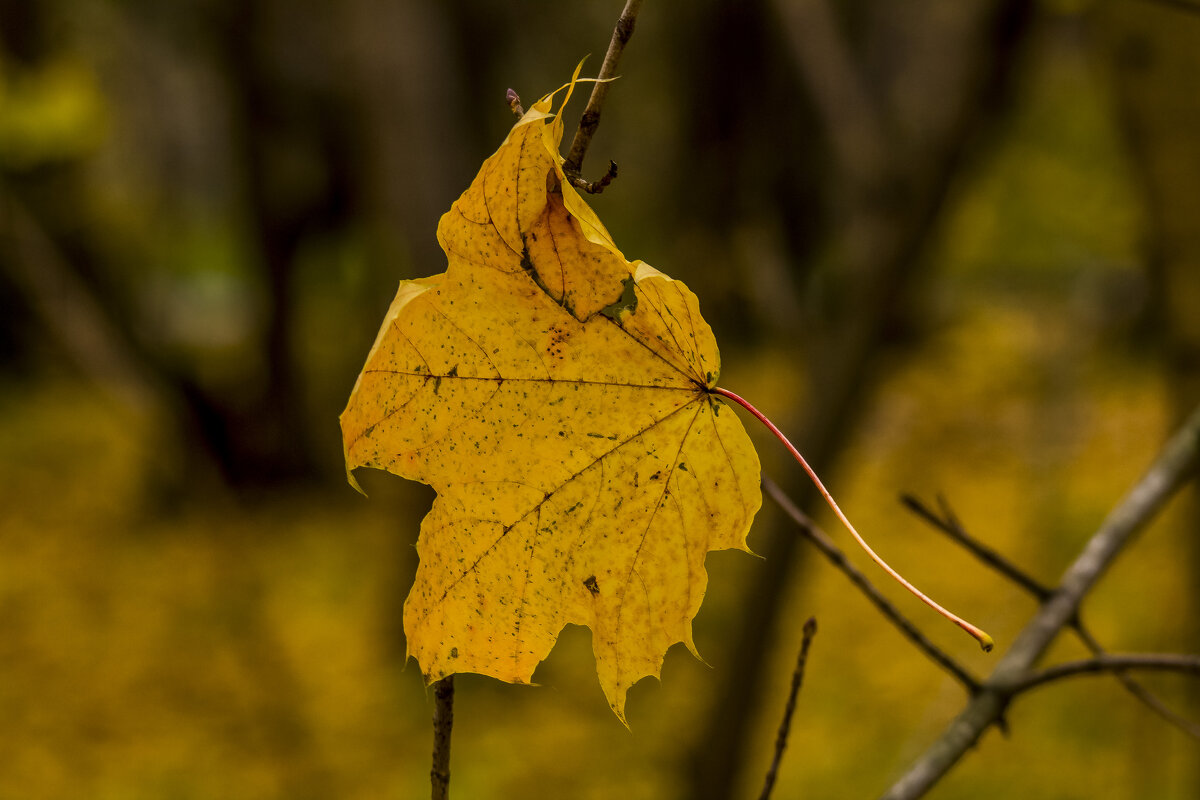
[759,617,818,800]
[562,0,644,179]
[1008,653,1200,695]
[880,401,1200,800]
[1071,624,1200,738]
[431,676,454,800]
[764,477,979,693]
[905,492,1200,738]
[900,494,1052,600]
[571,160,619,195]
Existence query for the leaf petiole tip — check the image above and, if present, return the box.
[712,385,995,653]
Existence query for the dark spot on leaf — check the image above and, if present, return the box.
[518,237,554,301]
[449,647,458,658]
[584,576,600,596]
[599,276,638,321]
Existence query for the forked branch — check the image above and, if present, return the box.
[880,401,1200,800]
[903,493,1200,739]
[562,0,645,189]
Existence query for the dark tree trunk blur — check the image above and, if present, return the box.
[680,2,1035,798]
[2,0,372,493]
[203,0,359,487]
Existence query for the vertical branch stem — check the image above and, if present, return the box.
[563,0,645,176]
[759,618,818,800]
[431,676,454,800]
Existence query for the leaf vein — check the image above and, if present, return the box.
[418,396,707,617]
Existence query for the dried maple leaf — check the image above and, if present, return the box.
[340,74,761,721]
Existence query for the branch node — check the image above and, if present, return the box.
[567,160,619,195]
[881,401,1200,800]
[615,12,637,44]
[563,0,645,175]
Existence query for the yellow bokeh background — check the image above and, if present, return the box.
[1,1,1197,798]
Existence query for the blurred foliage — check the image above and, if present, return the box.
[0,56,106,169]
[0,0,1197,798]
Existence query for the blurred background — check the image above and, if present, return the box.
[1,0,1198,797]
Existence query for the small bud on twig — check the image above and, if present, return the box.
[506,88,525,118]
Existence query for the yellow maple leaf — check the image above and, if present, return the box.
[341,72,761,722]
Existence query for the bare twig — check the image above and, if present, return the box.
[571,160,619,195]
[905,493,1200,738]
[1071,624,1200,738]
[759,617,818,800]
[764,478,979,693]
[562,0,644,182]
[1009,653,1200,695]
[431,676,454,800]
[880,401,1200,800]
[900,494,1052,601]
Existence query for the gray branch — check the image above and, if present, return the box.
[903,493,1199,737]
[1010,653,1200,694]
[880,401,1200,800]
